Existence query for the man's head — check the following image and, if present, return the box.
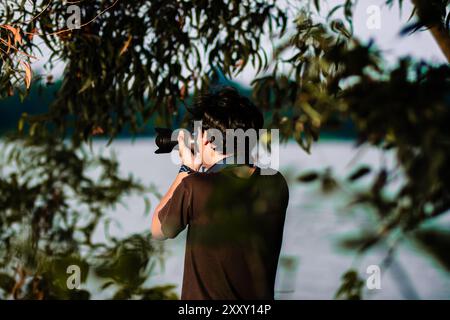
[190,87,264,168]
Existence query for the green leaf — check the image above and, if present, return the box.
[335,269,364,300]
[347,166,371,182]
[78,78,94,94]
[415,228,450,272]
[0,273,15,292]
[297,171,319,183]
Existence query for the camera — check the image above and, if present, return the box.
[154,127,195,154]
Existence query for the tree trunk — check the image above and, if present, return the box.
[411,0,450,62]
[428,24,450,62]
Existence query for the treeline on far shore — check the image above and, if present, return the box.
[0,80,356,141]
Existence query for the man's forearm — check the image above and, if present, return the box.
[151,172,189,240]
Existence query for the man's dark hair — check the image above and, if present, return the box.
[189,87,264,161]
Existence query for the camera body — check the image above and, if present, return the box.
[154,127,195,154]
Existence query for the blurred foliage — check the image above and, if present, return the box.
[414,227,450,272]
[0,132,172,299]
[335,270,364,300]
[0,0,450,299]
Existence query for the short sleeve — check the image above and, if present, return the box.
[158,179,192,238]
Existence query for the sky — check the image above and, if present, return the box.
[33,0,447,87]
[233,0,447,85]
[349,0,445,63]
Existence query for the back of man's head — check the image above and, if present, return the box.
[190,87,264,162]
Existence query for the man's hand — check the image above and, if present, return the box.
[178,127,203,171]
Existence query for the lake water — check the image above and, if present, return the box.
[78,139,450,299]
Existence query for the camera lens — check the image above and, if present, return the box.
[155,128,178,154]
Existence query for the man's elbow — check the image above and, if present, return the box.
[151,232,167,241]
[151,225,167,241]
[151,212,167,240]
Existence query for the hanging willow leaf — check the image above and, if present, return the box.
[297,171,319,183]
[78,78,94,94]
[330,19,352,38]
[19,60,32,89]
[347,166,371,182]
[1,24,23,45]
[119,34,132,56]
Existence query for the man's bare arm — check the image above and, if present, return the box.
[151,172,189,240]
[151,128,203,240]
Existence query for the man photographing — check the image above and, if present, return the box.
[151,87,289,300]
